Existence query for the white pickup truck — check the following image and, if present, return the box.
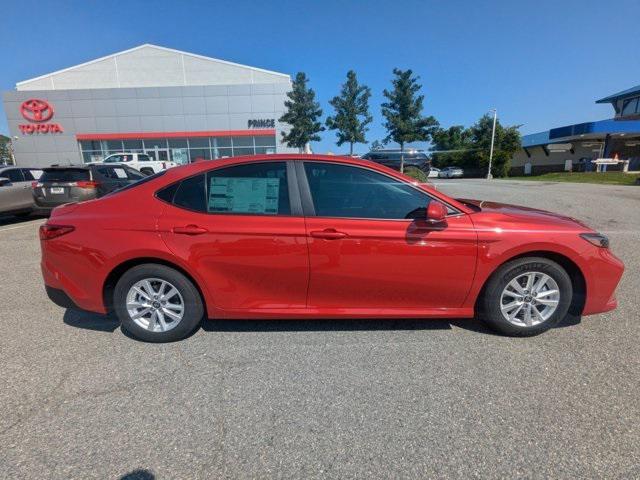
[101,153,177,175]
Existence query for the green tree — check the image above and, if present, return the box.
[430,125,474,167]
[325,70,372,155]
[381,68,439,172]
[370,140,384,151]
[279,72,324,153]
[0,135,13,165]
[469,114,521,177]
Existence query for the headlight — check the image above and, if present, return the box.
[580,232,610,248]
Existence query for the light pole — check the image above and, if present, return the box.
[487,108,497,180]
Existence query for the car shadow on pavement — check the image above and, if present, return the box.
[0,213,47,227]
[63,308,582,337]
[63,309,120,333]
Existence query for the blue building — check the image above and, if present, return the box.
[512,86,640,174]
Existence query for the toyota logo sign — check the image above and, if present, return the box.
[18,98,63,135]
[20,99,55,122]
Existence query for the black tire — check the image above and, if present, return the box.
[113,264,204,342]
[478,257,572,337]
[139,168,154,176]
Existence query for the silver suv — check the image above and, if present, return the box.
[0,167,44,216]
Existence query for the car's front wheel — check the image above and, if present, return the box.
[478,257,573,336]
[113,264,204,342]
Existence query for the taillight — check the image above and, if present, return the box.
[31,181,40,189]
[39,224,75,240]
[75,181,99,188]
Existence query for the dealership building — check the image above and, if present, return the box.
[2,44,296,168]
[512,86,640,174]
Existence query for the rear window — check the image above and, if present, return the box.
[104,170,167,196]
[40,169,90,182]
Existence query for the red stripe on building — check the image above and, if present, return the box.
[76,129,276,141]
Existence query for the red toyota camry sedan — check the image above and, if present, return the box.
[39,154,624,342]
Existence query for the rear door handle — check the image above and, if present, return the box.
[310,229,348,240]
[172,225,208,235]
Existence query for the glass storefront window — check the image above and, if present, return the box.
[255,147,276,155]
[82,151,103,163]
[123,140,143,150]
[80,134,277,165]
[81,140,102,151]
[217,148,233,158]
[254,136,276,147]
[189,148,210,162]
[188,138,210,148]
[231,136,253,147]
[105,140,124,151]
[215,137,231,148]
[233,147,254,156]
[169,139,188,148]
[144,139,168,150]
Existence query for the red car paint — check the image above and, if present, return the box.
[40,154,624,321]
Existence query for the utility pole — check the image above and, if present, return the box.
[487,108,497,180]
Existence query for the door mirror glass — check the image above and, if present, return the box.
[426,200,447,223]
[0,177,10,186]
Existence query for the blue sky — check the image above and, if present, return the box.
[1,0,639,154]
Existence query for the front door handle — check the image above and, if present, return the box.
[172,224,208,235]
[310,229,348,240]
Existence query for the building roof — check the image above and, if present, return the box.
[522,118,640,148]
[16,44,290,91]
[595,84,640,104]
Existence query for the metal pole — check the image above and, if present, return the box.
[487,108,497,180]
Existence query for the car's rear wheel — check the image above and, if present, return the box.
[478,257,572,336]
[113,264,204,342]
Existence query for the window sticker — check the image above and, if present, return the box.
[113,168,128,179]
[208,177,280,214]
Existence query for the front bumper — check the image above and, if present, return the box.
[582,247,625,316]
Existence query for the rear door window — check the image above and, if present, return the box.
[2,169,25,183]
[40,169,90,183]
[206,162,290,215]
[160,162,291,215]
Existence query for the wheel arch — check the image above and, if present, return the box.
[103,257,208,315]
[474,250,587,316]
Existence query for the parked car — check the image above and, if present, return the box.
[439,166,464,178]
[100,152,177,176]
[39,154,624,342]
[0,166,43,216]
[427,167,440,178]
[33,164,145,212]
[361,149,430,172]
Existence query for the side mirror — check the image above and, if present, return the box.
[426,200,447,224]
[0,177,10,187]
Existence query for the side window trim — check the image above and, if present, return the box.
[298,161,461,220]
[294,161,315,216]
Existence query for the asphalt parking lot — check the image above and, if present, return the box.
[1,179,639,479]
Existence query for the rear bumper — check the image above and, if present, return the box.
[41,257,107,314]
[45,285,78,309]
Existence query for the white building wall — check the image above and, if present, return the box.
[17,44,290,91]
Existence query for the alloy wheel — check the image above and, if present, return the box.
[126,278,185,332]
[500,271,560,327]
